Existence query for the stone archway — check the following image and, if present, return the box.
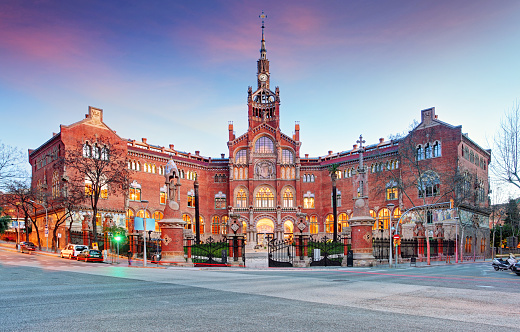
[256,218,275,245]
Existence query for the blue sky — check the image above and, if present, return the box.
[2,0,520,198]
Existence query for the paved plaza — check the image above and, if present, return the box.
[1,246,520,331]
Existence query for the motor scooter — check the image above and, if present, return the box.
[492,257,512,271]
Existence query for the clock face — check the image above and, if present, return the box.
[259,74,268,82]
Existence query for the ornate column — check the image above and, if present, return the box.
[349,135,376,267]
[158,159,193,266]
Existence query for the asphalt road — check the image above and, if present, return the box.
[1,248,519,332]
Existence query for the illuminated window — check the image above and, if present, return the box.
[183,214,192,230]
[325,214,334,233]
[154,211,163,231]
[126,209,134,229]
[309,216,318,234]
[282,188,294,208]
[236,189,247,208]
[187,190,195,208]
[96,213,102,226]
[85,179,93,197]
[215,192,226,209]
[199,216,205,234]
[212,216,220,234]
[386,181,398,200]
[137,209,150,218]
[129,187,141,201]
[255,136,274,154]
[255,186,274,208]
[221,216,228,235]
[338,213,349,232]
[160,192,166,205]
[303,192,315,209]
[100,184,108,199]
[374,208,390,230]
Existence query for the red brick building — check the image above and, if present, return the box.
[27,24,491,256]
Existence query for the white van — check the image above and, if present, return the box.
[60,244,89,259]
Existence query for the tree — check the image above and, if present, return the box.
[503,198,520,237]
[1,180,41,247]
[328,163,339,241]
[0,207,11,234]
[62,136,129,243]
[0,140,27,189]
[493,102,520,190]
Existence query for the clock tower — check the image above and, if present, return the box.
[248,11,280,130]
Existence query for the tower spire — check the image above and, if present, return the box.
[259,11,267,60]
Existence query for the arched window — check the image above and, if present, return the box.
[255,136,274,154]
[310,174,315,182]
[282,188,294,208]
[425,143,432,159]
[236,188,247,208]
[235,150,247,164]
[255,186,274,208]
[281,149,294,164]
[183,214,192,230]
[212,216,220,234]
[418,171,440,198]
[303,192,315,209]
[137,209,151,218]
[386,180,398,200]
[52,171,60,198]
[126,209,134,230]
[433,141,441,157]
[309,215,318,234]
[101,146,108,160]
[154,211,163,232]
[221,216,229,235]
[374,208,390,230]
[82,143,91,158]
[325,214,334,233]
[199,216,205,234]
[416,145,424,161]
[338,213,349,232]
[92,144,101,159]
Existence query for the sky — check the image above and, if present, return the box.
[2,0,520,198]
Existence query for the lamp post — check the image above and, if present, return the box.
[140,199,149,267]
[387,203,394,268]
[454,216,459,264]
[29,199,48,252]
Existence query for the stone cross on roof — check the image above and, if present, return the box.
[357,135,365,148]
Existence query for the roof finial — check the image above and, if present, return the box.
[259,11,267,59]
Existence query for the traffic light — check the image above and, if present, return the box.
[114,233,122,242]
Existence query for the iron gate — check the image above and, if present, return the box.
[186,236,230,267]
[268,235,295,267]
[309,235,346,267]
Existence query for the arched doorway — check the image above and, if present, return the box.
[256,218,274,245]
[284,220,294,242]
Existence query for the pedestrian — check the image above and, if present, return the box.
[127,250,132,266]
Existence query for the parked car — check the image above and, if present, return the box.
[77,249,104,262]
[60,244,89,259]
[20,241,36,253]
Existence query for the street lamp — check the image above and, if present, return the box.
[29,199,48,252]
[140,199,149,267]
[454,216,459,264]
